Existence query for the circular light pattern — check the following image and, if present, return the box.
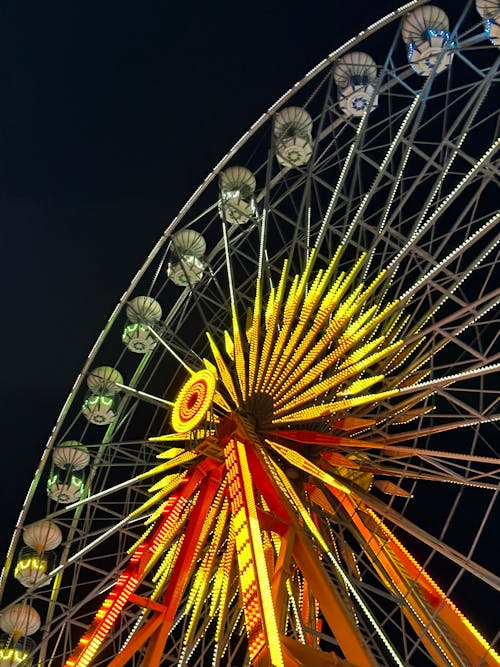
[171,369,216,433]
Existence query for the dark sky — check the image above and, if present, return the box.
[0,0,424,553]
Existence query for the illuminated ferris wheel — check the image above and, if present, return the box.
[0,1,499,666]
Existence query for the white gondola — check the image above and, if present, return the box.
[402,6,454,75]
[476,0,500,45]
[83,367,123,425]
[0,605,39,667]
[23,521,62,553]
[0,604,41,637]
[16,521,62,586]
[52,442,90,470]
[168,230,206,286]
[0,634,35,667]
[126,296,162,323]
[47,470,85,504]
[333,52,378,117]
[86,367,123,395]
[274,107,313,167]
[123,296,162,353]
[219,167,257,225]
[47,444,89,504]
[14,547,53,588]
[122,323,157,353]
[81,393,119,425]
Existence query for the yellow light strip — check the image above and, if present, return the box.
[338,336,387,369]
[269,460,329,550]
[266,251,340,392]
[337,375,385,396]
[231,302,248,401]
[207,331,239,406]
[275,341,402,416]
[261,251,318,393]
[271,272,385,402]
[223,330,235,360]
[152,538,183,584]
[274,334,360,407]
[248,278,262,394]
[150,535,185,599]
[267,439,351,494]
[260,274,299,392]
[128,471,188,521]
[148,473,183,494]
[272,313,350,400]
[155,447,189,459]
[255,261,289,392]
[272,389,398,424]
[211,529,235,628]
[183,490,229,646]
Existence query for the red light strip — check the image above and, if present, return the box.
[65,481,194,667]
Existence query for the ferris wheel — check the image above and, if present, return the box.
[0,1,499,666]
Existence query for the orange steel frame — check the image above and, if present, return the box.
[64,416,499,667]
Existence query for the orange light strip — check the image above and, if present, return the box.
[333,491,500,666]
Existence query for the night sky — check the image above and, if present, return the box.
[0,0,496,656]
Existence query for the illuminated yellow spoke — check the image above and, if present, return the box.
[129,471,188,520]
[207,331,239,406]
[272,389,399,424]
[346,300,400,344]
[230,303,248,401]
[148,472,185,494]
[260,252,316,393]
[337,375,385,396]
[338,336,387,369]
[272,315,350,400]
[152,538,183,585]
[223,330,235,360]
[260,274,299,392]
[274,334,385,407]
[275,342,402,415]
[151,535,185,599]
[267,440,351,494]
[255,260,289,392]
[265,251,341,392]
[183,492,228,646]
[248,278,262,393]
[385,336,426,374]
[272,278,391,402]
[210,529,236,623]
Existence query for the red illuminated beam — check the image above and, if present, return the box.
[64,459,218,667]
